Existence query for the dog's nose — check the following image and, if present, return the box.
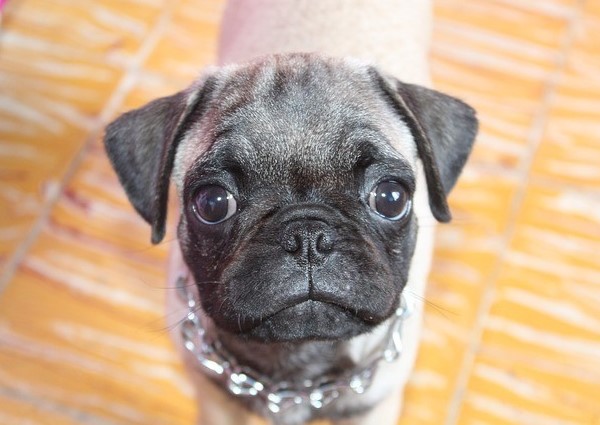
[280,220,334,265]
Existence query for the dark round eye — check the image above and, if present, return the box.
[368,181,411,220]
[193,185,237,224]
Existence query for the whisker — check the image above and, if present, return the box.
[146,300,207,337]
[404,290,457,321]
[145,308,189,335]
[148,280,220,290]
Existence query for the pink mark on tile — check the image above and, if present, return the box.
[0,0,7,11]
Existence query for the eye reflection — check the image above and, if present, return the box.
[369,181,411,220]
[193,185,237,224]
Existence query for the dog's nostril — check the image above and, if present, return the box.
[280,220,335,260]
[316,233,333,253]
[282,234,301,253]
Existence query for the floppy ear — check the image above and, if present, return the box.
[371,71,478,222]
[104,78,215,244]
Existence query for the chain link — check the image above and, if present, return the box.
[177,276,413,415]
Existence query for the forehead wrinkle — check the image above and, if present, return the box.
[211,108,401,184]
[206,126,404,188]
[218,86,378,147]
[195,54,416,184]
[216,54,373,116]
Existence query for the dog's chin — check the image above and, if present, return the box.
[238,301,377,343]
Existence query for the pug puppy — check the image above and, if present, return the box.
[104,1,477,425]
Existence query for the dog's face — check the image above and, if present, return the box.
[178,58,420,341]
[104,54,477,343]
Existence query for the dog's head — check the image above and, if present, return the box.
[105,54,477,343]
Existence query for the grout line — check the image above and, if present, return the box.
[442,3,583,424]
[0,1,179,295]
[530,174,600,197]
[0,386,125,425]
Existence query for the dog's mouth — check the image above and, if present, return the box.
[220,297,387,343]
[203,267,402,342]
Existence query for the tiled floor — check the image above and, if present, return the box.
[1,0,599,424]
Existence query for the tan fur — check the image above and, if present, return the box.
[218,0,432,86]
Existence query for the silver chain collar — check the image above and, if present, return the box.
[177,275,413,416]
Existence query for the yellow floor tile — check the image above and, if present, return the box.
[432,0,572,173]
[143,0,225,80]
[0,0,165,268]
[0,395,88,425]
[453,182,600,424]
[532,9,600,190]
[0,159,193,424]
[4,0,165,65]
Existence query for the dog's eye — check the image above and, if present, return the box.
[369,181,411,220]
[193,185,237,224]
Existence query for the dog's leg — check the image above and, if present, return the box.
[332,390,402,425]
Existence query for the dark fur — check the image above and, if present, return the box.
[372,72,478,222]
[176,55,421,342]
[103,53,477,423]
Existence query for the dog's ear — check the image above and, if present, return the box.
[371,70,478,222]
[104,77,216,244]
